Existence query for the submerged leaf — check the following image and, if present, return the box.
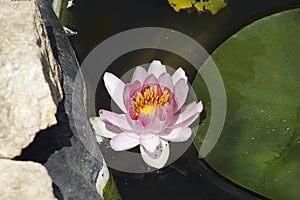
[167,0,227,15]
[194,8,300,200]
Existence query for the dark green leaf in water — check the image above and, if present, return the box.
[167,0,227,15]
[103,173,122,200]
[193,8,300,200]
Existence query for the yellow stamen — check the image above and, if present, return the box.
[134,85,169,116]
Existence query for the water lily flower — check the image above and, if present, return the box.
[91,60,203,169]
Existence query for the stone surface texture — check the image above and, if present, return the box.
[15,1,107,199]
[0,0,62,159]
[0,159,56,200]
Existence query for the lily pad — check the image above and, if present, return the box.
[194,8,300,200]
[167,0,227,15]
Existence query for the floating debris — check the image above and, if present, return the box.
[63,26,78,36]
[67,0,75,8]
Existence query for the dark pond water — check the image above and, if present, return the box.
[60,0,300,199]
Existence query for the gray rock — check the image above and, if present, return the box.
[16,1,107,199]
[0,159,56,200]
[0,0,62,158]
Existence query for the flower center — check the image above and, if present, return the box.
[134,85,170,116]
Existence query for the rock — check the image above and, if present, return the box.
[16,1,111,199]
[0,159,56,200]
[0,0,62,158]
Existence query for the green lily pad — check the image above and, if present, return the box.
[193,8,300,200]
[167,0,227,15]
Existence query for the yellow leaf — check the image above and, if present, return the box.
[167,0,195,12]
[194,1,205,13]
[167,0,227,15]
[202,0,227,15]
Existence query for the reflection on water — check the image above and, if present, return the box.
[111,145,263,200]
[59,0,300,199]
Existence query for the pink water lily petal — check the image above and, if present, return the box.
[138,112,152,128]
[126,114,146,133]
[124,80,142,99]
[123,80,142,114]
[155,105,167,121]
[110,132,140,151]
[127,100,138,120]
[149,113,168,133]
[159,94,179,117]
[89,117,118,138]
[148,60,166,78]
[99,109,132,132]
[172,67,187,84]
[103,72,127,113]
[143,74,159,86]
[160,127,192,142]
[174,78,189,111]
[151,105,174,130]
[131,66,148,83]
[173,102,200,127]
[137,106,169,132]
[170,101,203,128]
[140,133,161,153]
[140,139,169,169]
[158,72,174,92]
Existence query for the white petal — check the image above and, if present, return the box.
[103,72,127,113]
[148,60,166,78]
[158,72,174,92]
[172,67,187,84]
[89,117,118,138]
[139,134,160,153]
[174,78,189,110]
[131,66,148,83]
[140,139,170,169]
[181,101,196,111]
[160,127,192,142]
[176,102,200,127]
[171,101,203,128]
